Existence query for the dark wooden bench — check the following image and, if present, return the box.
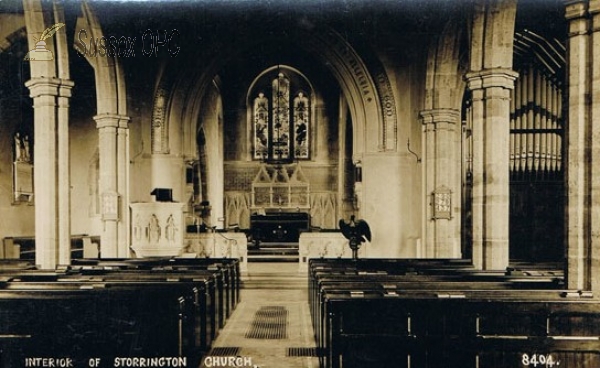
[69,272,216,350]
[0,259,36,270]
[319,289,600,368]
[309,273,564,341]
[0,258,240,366]
[308,258,563,335]
[311,279,565,363]
[3,275,215,357]
[70,257,240,322]
[0,284,191,366]
[307,258,598,368]
[2,235,100,259]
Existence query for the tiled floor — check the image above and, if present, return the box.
[200,263,319,368]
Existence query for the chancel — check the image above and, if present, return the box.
[1,0,600,366]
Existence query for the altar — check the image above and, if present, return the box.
[250,211,310,244]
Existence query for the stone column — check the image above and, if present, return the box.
[564,0,600,291]
[57,80,73,266]
[117,116,131,257]
[466,69,518,270]
[205,117,224,229]
[590,0,600,292]
[95,114,125,258]
[420,108,461,258]
[565,0,589,291]
[26,77,74,269]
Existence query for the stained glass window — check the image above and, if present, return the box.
[272,73,290,159]
[293,92,309,159]
[251,69,311,161]
[253,92,269,160]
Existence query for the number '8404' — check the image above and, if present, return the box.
[522,353,559,367]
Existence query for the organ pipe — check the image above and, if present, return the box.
[527,66,535,172]
[533,70,544,171]
[520,69,528,172]
[509,66,563,179]
[540,76,548,172]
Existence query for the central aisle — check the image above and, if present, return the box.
[201,263,319,368]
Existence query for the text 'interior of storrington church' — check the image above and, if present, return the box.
[1,0,600,367]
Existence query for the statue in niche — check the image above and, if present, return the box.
[148,214,161,244]
[12,132,34,203]
[14,133,23,162]
[14,133,32,163]
[22,135,31,162]
[133,214,142,241]
[165,214,177,244]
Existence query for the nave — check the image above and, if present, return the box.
[201,263,318,368]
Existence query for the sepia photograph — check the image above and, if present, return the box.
[0,0,597,366]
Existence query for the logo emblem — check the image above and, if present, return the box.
[24,23,65,61]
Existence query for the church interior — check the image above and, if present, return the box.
[1,0,600,366]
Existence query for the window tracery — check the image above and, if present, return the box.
[251,69,311,161]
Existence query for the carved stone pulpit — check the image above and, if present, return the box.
[130,202,186,257]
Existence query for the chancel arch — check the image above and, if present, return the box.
[156,22,396,167]
[151,21,408,257]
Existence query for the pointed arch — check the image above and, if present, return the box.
[78,2,130,258]
[158,24,397,164]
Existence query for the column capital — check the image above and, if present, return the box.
[565,0,589,20]
[465,68,519,91]
[25,77,74,98]
[419,108,461,125]
[94,114,130,129]
[118,115,131,129]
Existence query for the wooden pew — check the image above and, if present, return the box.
[307,258,563,323]
[319,289,600,368]
[67,271,216,352]
[309,273,563,347]
[0,258,239,366]
[0,259,36,271]
[0,284,191,366]
[70,257,240,308]
[2,235,98,260]
[70,257,240,323]
[307,258,599,368]
[307,258,559,342]
[311,278,563,365]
